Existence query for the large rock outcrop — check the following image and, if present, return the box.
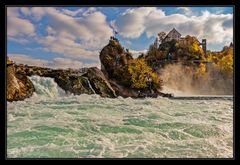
[7,58,35,102]
[99,39,141,97]
[99,38,167,98]
[100,38,133,80]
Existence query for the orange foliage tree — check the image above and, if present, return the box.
[127,59,163,90]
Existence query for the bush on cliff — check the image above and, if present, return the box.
[207,46,233,78]
[126,59,163,90]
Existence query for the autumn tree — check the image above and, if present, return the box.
[207,46,233,78]
[127,59,163,90]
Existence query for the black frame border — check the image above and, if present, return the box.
[1,0,239,161]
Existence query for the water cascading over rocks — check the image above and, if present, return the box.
[7,56,118,101]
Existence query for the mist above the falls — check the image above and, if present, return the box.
[159,63,233,96]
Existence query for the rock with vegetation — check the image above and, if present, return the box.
[144,35,205,70]
[100,38,164,97]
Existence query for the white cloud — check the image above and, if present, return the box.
[130,49,148,58]
[7,7,20,17]
[9,7,114,64]
[113,7,233,50]
[111,7,164,38]
[177,7,194,16]
[36,35,99,61]
[7,8,36,44]
[26,7,113,49]
[82,7,97,16]
[50,57,100,69]
[61,8,84,16]
[33,8,111,54]
[8,54,49,66]
[8,54,100,69]
[7,17,35,37]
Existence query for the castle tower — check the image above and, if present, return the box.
[154,37,159,48]
[201,39,207,57]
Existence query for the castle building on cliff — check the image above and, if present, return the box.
[156,28,207,57]
[162,28,181,43]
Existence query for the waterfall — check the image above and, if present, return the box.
[82,77,96,94]
[29,75,66,97]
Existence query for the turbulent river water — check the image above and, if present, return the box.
[7,76,233,158]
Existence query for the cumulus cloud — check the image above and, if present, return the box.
[8,7,114,65]
[7,8,36,44]
[113,7,233,50]
[23,7,113,49]
[8,54,100,69]
[61,8,84,16]
[9,54,49,66]
[50,57,100,69]
[111,7,164,38]
[130,49,148,58]
[36,35,99,61]
[177,7,194,16]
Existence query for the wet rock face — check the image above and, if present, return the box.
[85,67,117,98]
[53,74,94,95]
[108,79,139,98]
[48,67,117,98]
[7,63,35,102]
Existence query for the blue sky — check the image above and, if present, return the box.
[7,7,233,69]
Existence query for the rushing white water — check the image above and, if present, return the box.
[29,76,67,97]
[7,76,233,158]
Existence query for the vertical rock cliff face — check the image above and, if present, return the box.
[7,58,35,102]
[99,39,133,80]
[84,67,117,98]
[99,39,141,97]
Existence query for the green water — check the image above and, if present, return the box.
[6,75,233,158]
[7,94,233,158]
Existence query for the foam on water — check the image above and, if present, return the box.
[7,76,233,158]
